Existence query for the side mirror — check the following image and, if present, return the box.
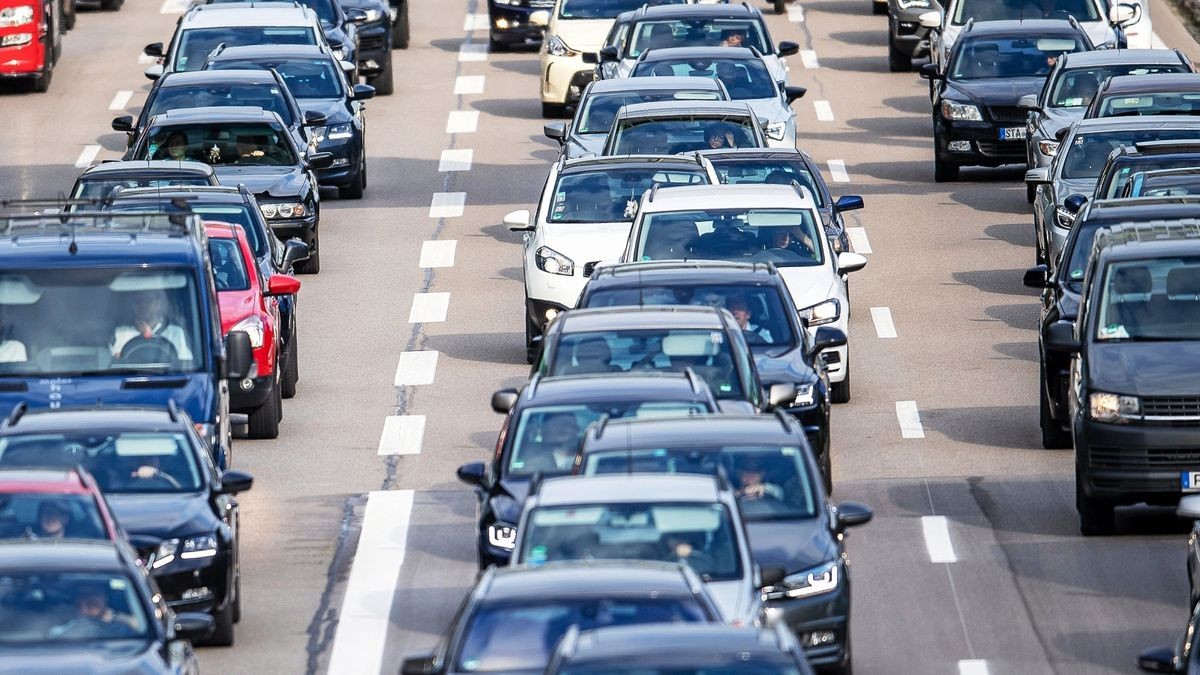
[144,64,164,81]
[811,326,847,354]
[346,8,369,24]
[1178,494,1200,520]
[143,42,164,57]
[918,62,940,80]
[543,121,567,144]
[352,83,376,100]
[1045,320,1079,353]
[401,654,438,675]
[835,501,874,529]
[529,10,549,27]
[1110,3,1138,25]
[217,469,254,494]
[341,60,357,75]
[504,209,533,232]
[1022,264,1050,289]
[918,10,941,28]
[111,115,135,132]
[833,195,863,212]
[491,388,519,414]
[581,52,598,64]
[1063,193,1087,215]
[303,110,328,127]
[225,330,253,380]
[307,151,335,170]
[456,461,487,487]
[1025,167,1051,185]
[599,45,619,62]
[776,41,800,57]
[282,239,310,268]
[759,565,786,588]
[173,612,215,641]
[837,251,867,274]
[328,39,344,51]
[784,85,806,104]
[1054,127,1070,142]
[1017,93,1040,110]
[1136,646,1181,673]
[766,382,795,408]
[266,274,302,296]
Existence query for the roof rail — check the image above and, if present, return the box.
[747,45,762,59]
[557,625,582,659]
[594,413,611,439]
[557,152,567,172]
[683,367,704,394]
[0,209,200,238]
[526,374,540,400]
[713,464,733,492]
[963,17,974,32]
[4,402,27,429]
[648,182,660,202]
[166,399,180,423]
[772,407,793,432]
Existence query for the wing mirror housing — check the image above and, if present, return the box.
[111,115,135,132]
[1025,167,1051,185]
[918,62,941,80]
[456,461,487,487]
[346,8,369,24]
[217,469,254,495]
[491,388,519,413]
[529,10,549,27]
[282,239,310,268]
[307,151,335,170]
[784,85,807,104]
[1017,93,1040,110]
[599,45,619,62]
[1063,193,1088,215]
[834,195,863,212]
[759,565,786,588]
[1110,2,1139,25]
[918,10,941,28]
[266,274,302,297]
[543,121,566,144]
[1045,320,1080,353]
[766,382,795,408]
[144,64,164,81]
[352,83,376,100]
[1136,646,1181,673]
[173,612,215,641]
[581,52,598,64]
[303,110,328,127]
[1178,494,1200,520]
[401,654,438,675]
[777,40,800,57]
[1054,127,1071,142]
[811,326,848,354]
[341,60,356,75]
[837,251,867,274]
[1022,264,1050,289]
[224,330,253,380]
[143,42,164,57]
[504,209,533,231]
[835,501,874,529]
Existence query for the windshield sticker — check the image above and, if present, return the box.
[1100,324,1129,339]
[528,545,548,565]
[710,331,723,344]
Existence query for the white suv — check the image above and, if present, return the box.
[619,183,865,402]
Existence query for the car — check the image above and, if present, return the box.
[1121,167,1200,197]
[545,76,729,159]
[486,0,554,51]
[534,305,797,413]
[545,624,816,675]
[1019,49,1192,195]
[0,540,212,673]
[1042,220,1200,535]
[0,0,60,92]
[202,44,377,198]
[1092,140,1200,203]
[886,0,942,72]
[0,406,255,645]
[601,101,769,155]
[920,20,1092,183]
[455,370,720,567]
[124,106,331,274]
[628,47,806,147]
[337,0,396,86]
[698,147,864,254]
[207,223,301,438]
[573,414,874,671]
[504,154,711,359]
[1084,72,1200,119]
[511,473,777,627]
[0,465,121,541]
[399,561,723,675]
[577,260,847,464]
[69,160,219,201]
[1026,117,1200,267]
[619,184,866,402]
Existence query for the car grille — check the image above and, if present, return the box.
[359,34,387,53]
[529,0,554,7]
[976,140,1025,159]
[1089,446,1200,472]
[1143,396,1200,418]
[582,261,600,277]
[988,106,1026,124]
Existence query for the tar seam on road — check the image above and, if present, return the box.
[303,495,365,675]
[923,481,978,662]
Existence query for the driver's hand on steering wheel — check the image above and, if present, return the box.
[740,484,768,499]
[131,465,159,480]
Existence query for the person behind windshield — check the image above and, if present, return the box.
[47,583,139,639]
[125,454,182,489]
[719,29,745,47]
[27,499,70,540]
[523,412,582,473]
[726,297,773,343]
[0,319,27,364]
[1059,72,1099,107]
[705,123,737,149]
[111,289,193,362]
[154,132,190,161]
[660,532,714,571]
[735,456,784,501]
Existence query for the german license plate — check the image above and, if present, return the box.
[1182,471,1200,492]
[999,126,1026,140]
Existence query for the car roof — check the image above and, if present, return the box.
[183,4,318,28]
[207,43,329,59]
[158,69,282,86]
[565,625,794,663]
[1059,48,1186,68]
[0,540,127,572]
[615,101,754,119]
[149,106,281,124]
[560,154,705,175]
[519,372,712,406]
[637,46,760,62]
[961,19,1085,36]
[559,305,728,332]
[1083,198,1200,224]
[1095,219,1200,260]
[0,214,204,265]
[81,160,215,176]
[1100,73,1200,94]
[696,147,807,161]
[637,183,816,212]
[582,414,802,454]
[536,474,723,507]
[1072,115,1200,134]
[1,407,182,435]
[586,76,724,94]
[483,561,699,602]
[588,260,780,286]
[0,468,89,494]
[110,186,247,203]
[632,4,761,19]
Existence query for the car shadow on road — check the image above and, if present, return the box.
[984,221,1036,248]
[423,331,528,366]
[951,268,1041,297]
[828,30,887,47]
[919,404,1041,450]
[984,302,1038,330]
[490,58,542,76]
[881,94,931,115]
[472,97,543,120]
[949,186,1030,216]
[992,340,1038,362]
[817,55,891,74]
[429,37,465,53]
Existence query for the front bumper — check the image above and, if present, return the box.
[489,4,546,44]
[356,23,391,75]
[229,373,274,412]
[153,550,232,615]
[889,12,931,57]
[268,212,318,246]
[526,297,571,337]
[541,53,593,105]
[314,134,364,188]
[937,118,1026,168]
[1077,418,1200,505]
[763,586,850,668]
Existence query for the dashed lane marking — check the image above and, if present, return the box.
[377,416,427,455]
[393,351,439,387]
[438,148,474,172]
[74,145,101,168]
[429,192,466,218]
[454,75,485,95]
[464,12,489,30]
[800,50,819,68]
[408,293,450,323]
[827,159,849,183]
[814,100,834,122]
[418,240,457,268]
[159,0,189,13]
[870,307,897,338]
[108,90,133,111]
[458,43,488,61]
[896,400,925,439]
[787,5,804,21]
[922,515,958,563]
[446,110,479,134]
[958,660,989,675]
[846,227,871,254]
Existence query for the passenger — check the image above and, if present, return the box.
[719,29,746,48]
[154,132,190,162]
[705,123,737,149]
[0,319,27,363]
[47,584,140,639]
[111,289,193,362]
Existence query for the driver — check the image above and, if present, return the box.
[27,499,71,540]
[522,412,581,472]
[726,298,773,343]
[47,584,139,639]
[126,454,180,488]
[111,289,193,362]
[719,29,745,48]
[153,131,190,162]
[735,457,785,501]
[661,533,711,571]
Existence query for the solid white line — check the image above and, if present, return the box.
[74,145,101,168]
[429,192,466,218]
[464,12,489,30]
[458,43,488,62]
[787,5,804,21]
[377,415,427,455]
[896,400,925,439]
[922,515,957,563]
[408,292,450,323]
[958,660,989,675]
[454,75,485,95]
[159,0,189,13]
[108,90,133,111]
[814,100,834,122]
[446,110,479,134]
[800,50,819,69]
[394,351,439,387]
[870,307,897,339]
[827,159,849,183]
[846,227,871,254]
[418,240,457,268]
[438,148,474,172]
[138,53,158,64]
[326,489,414,675]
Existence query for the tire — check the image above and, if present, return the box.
[1039,365,1071,449]
[1027,182,1037,204]
[888,33,912,72]
[247,379,281,439]
[369,57,394,95]
[542,102,567,119]
[830,354,850,404]
[62,0,75,31]
[99,0,123,9]
[232,563,242,624]
[295,230,320,274]
[872,0,887,14]
[31,42,52,93]
[933,153,958,183]
[339,160,365,199]
[391,1,409,49]
[1077,479,1115,537]
[489,34,510,52]
[203,599,235,647]
[773,0,786,15]
[281,333,298,399]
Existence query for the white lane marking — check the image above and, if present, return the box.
[326,489,414,675]
[419,240,457,268]
[393,351,439,387]
[429,192,466,218]
[1152,31,1166,50]
[454,75,485,95]
[870,307,897,339]
[138,53,158,64]
[846,227,871,254]
[74,145,101,168]
[377,415,427,455]
[108,90,133,111]
[958,660,989,675]
[408,292,450,323]
[800,50,819,69]
[895,400,925,439]
[458,43,488,61]
[814,100,834,122]
[159,0,189,13]
[464,12,489,30]
[438,148,474,172]
[827,159,849,183]
[787,5,804,21]
[446,110,479,134]
[922,515,958,563]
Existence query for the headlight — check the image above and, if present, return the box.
[494,0,524,5]
[896,0,930,7]
[0,32,32,46]
[545,35,578,57]
[332,47,346,61]
[799,299,840,326]
[231,315,265,349]
[362,8,383,21]
[1038,139,1060,157]
[535,246,574,276]
[791,383,815,407]
[764,562,839,600]
[260,202,307,220]
[488,523,517,550]
[316,123,354,144]
[1088,392,1140,422]
[764,122,787,141]
[181,534,219,560]
[0,5,33,27]
[1054,205,1076,229]
[150,539,178,569]
[940,100,982,122]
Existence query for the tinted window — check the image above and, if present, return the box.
[0,432,203,494]
[208,238,251,291]
[1060,222,1105,290]
[0,492,108,541]
[1101,156,1200,198]
[950,36,1085,80]
[710,158,824,206]
[632,58,775,100]
[1050,65,1189,108]
[1095,257,1200,341]
[1097,91,1200,117]
[1131,173,1200,197]
[72,175,214,200]
[175,27,317,71]
[952,0,1098,24]
[578,90,723,135]
[611,117,759,154]
[635,208,823,267]
[148,82,293,125]
[0,572,150,644]
[141,123,297,167]
[550,168,706,223]
[209,57,344,99]
[1060,130,1200,180]
[627,19,768,58]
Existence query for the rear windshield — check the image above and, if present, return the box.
[175,26,317,71]
[626,19,768,59]
[209,57,344,99]
[952,0,1099,24]
[1049,65,1190,108]
[106,202,269,261]
[1060,130,1200,180]
[1096,92,1200,117]
[549,167,706,223]
[635,208,823,267]
[1129,173,1200,197]
[560,0,684,19]
[631,58,775,100]
[147,82,293,125]
[610,117,758,154]
[577,90,725,135]
[1101,156,1200,198]
[709,157,824,206]
[71,174,214,200]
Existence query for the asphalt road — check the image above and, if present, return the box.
[3,0,1200,672]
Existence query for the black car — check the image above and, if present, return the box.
[887,0,941,72]
[545,624,815,674]
[1091,140,1200,204]
[573,414,873,672]
[1024,197,1200,449]
[0,541,213,674]
[920,19,1091,182]
[69,160,219,200]
[456,370,719,567]
[203,44,376,199]
[1085,72,1200,119]
[486,0,554,51]
[125,106,332,274]
[400,561,723,675]
[1139,600,1200,674]
[0,406,255,645]
[577,260,846,473]
[1044,220,1200,535]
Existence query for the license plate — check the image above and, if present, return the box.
[1182,471,1200,492]
[999,126,1026,140]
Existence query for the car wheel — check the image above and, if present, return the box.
[830,354,850,404]
[282,332,299,399]
[541,102,567,119]
[247,379,281,439]
[62,1,75,30]
[339,161,366,199]
[369,57,394,96]
[203,599,235,647]
[773,0,785,15]
[31,42,52,93]
[1026,182,1037,204]
[933,153,958,183]
[295,230,320,274]
[1039,364,1071,449]
[99,0,123,9]
[887,33,911,72]
[872,0,886,14]
[232,559,242,624]
[392,1,409,49]
[1077,473,1115,536]
[489,34,510,52]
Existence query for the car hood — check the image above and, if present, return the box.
[297,98,353,125]
[213,166,307,198]
[1088,342,1200,396]
[704,579,755,624]
[1039,105,1083,135]
[0,642,165,673]
[1055,177,1095,202]
[948,77,1044,107]
[746,519,837,572]
[550,18,613,52]
[776,267,838,309]
[105,492,215,542]
[752,346,817,387]
[742,97,790,123]
[541,221,633,264]
[565,134,605,159]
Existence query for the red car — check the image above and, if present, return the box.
[0,466,121,541]
[0,0,60,92]
[206,222,300,439]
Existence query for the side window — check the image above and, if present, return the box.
[729,328,759,406]
[1039,67,1057,106]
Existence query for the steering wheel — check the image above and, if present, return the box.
[117,336,178,365]
[132,470,182,490]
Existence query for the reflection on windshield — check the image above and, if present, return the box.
[1128,173,1200,197]
[1062,223,1104,290]
[147,84,292,125]
[632,58,775,100]
[142,124,297,167]
[627,19,767,58]
[1096,258,1200,341]
[950,36,1084,80]
[1099,92,1200,117]
[713,159,824,206]
[549,168,706,223]
[1050,66,1188,108]
[1061,130,1200,180]
[108,202,268,259]
[209,238,251,291]
[0,432,203,494]
[611,118,759,154]
[0,572,150,644]
[176,27,317,71]
[210,58,344,99]
[72,176,212,200]
[560,0,684,19]
[636,208,823,267]
[579,90,723,134]
[953,0,1098,24]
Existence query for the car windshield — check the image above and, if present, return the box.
[0,571,150,644]
[0,267,205,376]
[577,90,724,135]
[1060,130,1200,180]
[1060,222,1105,291]
[1100,156,1200,198]
[175,27,317,71]
[1097,91,1200,117]
[0,432,204,494]
[141,123,297,167]
[632,58,775,100]
[208,238,251,291]
[626,19,768,58]
[549,168,707,223]
[0,492,108,541]
[520,502,742,581]
[210,58,344,98]
[635,208,823,267]
[710,158,824,206]
[583,284,796,349]
[560,661,805,674]
[1129,173,1200,197]
[456,596,708,673]
[147,83,293,126]
[508,402,709,477]
[581,445,817,519]
[1049,65,1189,108]
[71,175,214,200]
[950,36,1085,80]
[547,328,745,399]
[952,0,1099,24]
[610,117,759,154]
[560,0,682,19]
[1095,257,1200,341]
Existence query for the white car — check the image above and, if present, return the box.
[619,183,865,402]
[505,154,712,362]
